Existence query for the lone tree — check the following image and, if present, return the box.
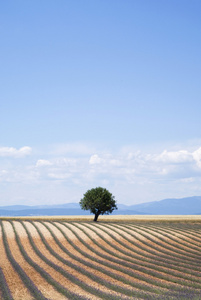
[79,187,117,221]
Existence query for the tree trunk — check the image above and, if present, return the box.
[93,213,99,222]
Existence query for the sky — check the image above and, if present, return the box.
[0,0,201,206]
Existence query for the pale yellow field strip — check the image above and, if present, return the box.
[1,214,201,222]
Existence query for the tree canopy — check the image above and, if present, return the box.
[79,187,117,221]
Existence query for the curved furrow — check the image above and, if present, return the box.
[0,223,33,300]
[62,222,201,298]
[171,223,201,235]
[12,220,94,300]
[155,227,201,249]
[82,221,201,277]
[13,221,90,300]
[82,222,199,270]
[167,224,201,241]
[50,221,179,297]
[101,223,201,263]
[24,221,131,300]
[2,219,201,300]
[144,224,201,253]
[124,223,201,258]
[116,223,201,264]
[115,223,201,275]
[0,267,14,300]
[72,222,201,275]
[134,224,201,256]
[143,222,201,237]
[137,223,201,252]
[72,222,201,291]
[41,221,170,300]
[1,221,49,300]
[87,223,200,285]
[152,223,201,246]
[92,223,201,283]
[165,223,201,239]
[75,222,181,264]
[43,220,154,297]
[46,221,168,297]
[94,222,201,266]
[68,221,179,271]
[106,222,201,275]
[14,221,85,300]
[28,221,143,300]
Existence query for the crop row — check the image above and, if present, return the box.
[0,220,201,299]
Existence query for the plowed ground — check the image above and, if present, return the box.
[0,219,201,300]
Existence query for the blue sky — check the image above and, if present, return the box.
[0,1,201,206]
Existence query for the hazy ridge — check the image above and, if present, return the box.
[0,196,201,216]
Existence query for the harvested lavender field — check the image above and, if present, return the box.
[0,217,201,299]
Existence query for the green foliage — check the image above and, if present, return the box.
[79,187,117,221]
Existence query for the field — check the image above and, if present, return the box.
[0,216,201,299]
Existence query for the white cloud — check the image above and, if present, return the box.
[36,159,52,167]
[53,157,77,167]
[179,177,194,183]
[109,159,122,166]
[154,149,193,164]
[192,147,201,168]
[0,146,32,157]
[48,172,72,180]
[1,143,201,206]
[89,154,102,165]
[0,170,8,181]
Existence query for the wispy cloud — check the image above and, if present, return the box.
[0,146,32,157]
[192,147,201,168]
[89,154,103,165]
[152,148,201,176]
[36,159,52,167]
[3,144,201,184]
[1,143,201,205]
[154,149,193,164]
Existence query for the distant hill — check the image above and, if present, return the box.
[0,203,89,217]
[0,202,143,216]
[129,196,201,215]
[0,196,201,216]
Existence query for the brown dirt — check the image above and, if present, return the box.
[80,223,201,287]
[1,219,201,299]
[43,222,170,293]
[23,221,134,299]
[121,224,201,260]
[3,221,69,300]
[0,224,33,300]
[21,221,101,300]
